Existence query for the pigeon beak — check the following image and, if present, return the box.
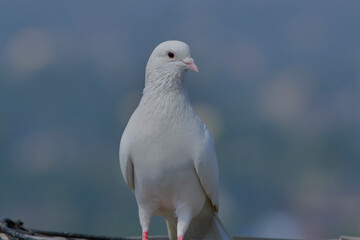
[183,57,199,73]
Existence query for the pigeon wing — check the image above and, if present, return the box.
[119,132,135,191]
[194,126,219,211]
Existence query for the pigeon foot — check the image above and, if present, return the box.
[142,231,148,240]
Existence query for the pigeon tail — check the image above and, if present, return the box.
[210,214,233,240]
[167,200,232,240]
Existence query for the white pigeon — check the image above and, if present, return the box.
[119,40,232,240]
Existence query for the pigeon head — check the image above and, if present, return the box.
[146,40,199,76]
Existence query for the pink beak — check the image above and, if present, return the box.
[183,57,199,73]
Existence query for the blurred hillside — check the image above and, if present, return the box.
[1,1,360,239]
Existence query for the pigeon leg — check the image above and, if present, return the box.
[142,231,149,240]
[177,213,192,240]
[139,206,151,240]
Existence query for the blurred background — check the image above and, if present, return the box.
[1,0,360,239]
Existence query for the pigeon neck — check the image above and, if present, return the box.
[139,68,194,125]
[143,68,186,96]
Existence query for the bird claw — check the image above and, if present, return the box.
[142,231,148,240]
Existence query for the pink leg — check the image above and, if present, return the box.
[139,206,151,240]
[177,213,191,240]
[142,231,148,240]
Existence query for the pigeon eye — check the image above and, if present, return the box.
[167,52,175,58]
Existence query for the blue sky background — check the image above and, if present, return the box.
[1,1,360,238]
